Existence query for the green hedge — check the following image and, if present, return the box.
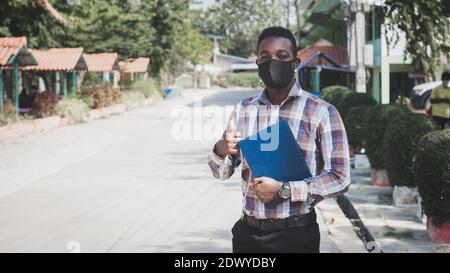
[130,79,162,98]
[120,91,146,110]
[81,83,121,109]
[343,106,369,151]
[382,113,437,187]
[0,103,19,126]
[321,85,351,112]
[56,97,90,124]
[232,73,260,88]
[364,104,410,169]
[217,72,260,88]
[414,129,450,226]
[339,92,377,119]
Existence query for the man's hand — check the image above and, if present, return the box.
[251,177,283,204]
[214,120,242,158]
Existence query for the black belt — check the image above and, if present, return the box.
[240,210,316,232]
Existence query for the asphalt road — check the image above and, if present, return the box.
[0,88,340,253]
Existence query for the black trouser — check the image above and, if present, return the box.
[433,116,449,129]
[232,214,320,253]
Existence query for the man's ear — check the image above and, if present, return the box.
[295,56,301,67]
[292,57,301,70]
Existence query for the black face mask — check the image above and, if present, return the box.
[257,59,295,89]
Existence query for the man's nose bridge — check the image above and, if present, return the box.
[270,56,281,61]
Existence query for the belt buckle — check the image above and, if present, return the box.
[260,219,274,232]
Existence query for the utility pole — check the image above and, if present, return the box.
[354,0,366,93]
[344,0,369,93]
[206,34,224,87]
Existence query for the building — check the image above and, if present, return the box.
[84,53,120,88]
[0,37,38,114]
[298,0,427,103]
[21,48,88,96]
[213,52,257,72]
[297,38,355,93]
[119,57,150,82]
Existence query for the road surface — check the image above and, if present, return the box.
[0,88,342,253]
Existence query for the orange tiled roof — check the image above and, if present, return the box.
[0,37,27,48]
[0,47,20,65]
[297,38,347,66]
[0,37,27,65]
[120,57,150,73]
[22,48,87,71]
[84,53,119,72]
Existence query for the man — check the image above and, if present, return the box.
[208,27,350,253]
[430,71,450,129]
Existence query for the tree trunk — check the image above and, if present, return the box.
[36,0,67,25]
[294,0,300,36]
[286,0,290,30]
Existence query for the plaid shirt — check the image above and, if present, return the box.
[208,81,350,219]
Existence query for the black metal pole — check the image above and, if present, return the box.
[335,194,383,253]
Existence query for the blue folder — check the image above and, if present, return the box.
[238,120,312,182]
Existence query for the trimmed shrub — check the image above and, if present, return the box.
[414,129,450,226]
[82,71,102,86]
[231,72,260,88]
[321,85,351,111]
[0,103,19,126]
[120,91,145,110]
[82,86,107,109]
[31,91,59,118]
[56,97,90,124]
[119,78,133,90]
[131,79,162,98]
[82,83,121,109]
[343,106,369,152]
[216,74,230,88]
[364,104,410,169]
[104,84,121,106]
[217,72,260,88]
[382,113,437,187]
[339,92,377,118]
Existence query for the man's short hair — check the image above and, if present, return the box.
[442,71,450,81]
[257,26,298,56]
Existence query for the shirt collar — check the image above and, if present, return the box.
[250,80,304,105]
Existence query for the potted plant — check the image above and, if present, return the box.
[364,104,409,186]
[414,129,450,243]
[382,113,436,207]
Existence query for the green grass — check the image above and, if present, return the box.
[383,225,414,239]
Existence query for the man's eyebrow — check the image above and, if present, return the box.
[276,49,290,54]
[259,48,290,55]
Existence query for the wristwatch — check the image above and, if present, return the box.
[278,182,291,200]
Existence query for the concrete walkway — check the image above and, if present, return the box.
[344,168,449,253]
[0,88,353,253]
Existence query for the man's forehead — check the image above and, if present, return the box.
[258,36,292,52]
